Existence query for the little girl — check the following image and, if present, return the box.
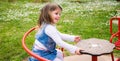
[29,3,82,61]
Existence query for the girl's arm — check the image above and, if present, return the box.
[45,25,80,54]
[58,31,81,43]
[58,32,75,42]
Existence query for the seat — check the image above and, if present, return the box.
[22,27,50,61]
[22,26,64,61]
[109,16,120,61]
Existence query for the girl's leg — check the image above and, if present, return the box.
[53,49,64,61]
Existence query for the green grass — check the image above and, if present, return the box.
[0,0,120,61]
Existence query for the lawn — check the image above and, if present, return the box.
[0,0,120,61]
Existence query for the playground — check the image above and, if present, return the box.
[0,0,120,61]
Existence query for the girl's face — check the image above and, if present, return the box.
[50,8,62,24]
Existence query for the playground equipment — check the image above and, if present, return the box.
[110,16,120,61]
[22,27,50,61]
[22,27,64,61]
[22,17,120,61]
[110,16,120,50]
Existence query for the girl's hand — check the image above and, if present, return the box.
[74,36,81,43]
[75,48,82,55]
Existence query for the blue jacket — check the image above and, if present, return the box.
[30,24,57,61]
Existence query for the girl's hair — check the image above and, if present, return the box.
[38,3,62,27]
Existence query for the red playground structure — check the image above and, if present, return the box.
[110,16,120,61]
[22,27,64,61]
[110,16,120,50]
[22,27,50,61]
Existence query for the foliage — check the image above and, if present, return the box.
[0,0,120,61]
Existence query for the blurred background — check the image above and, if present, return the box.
[0,0,120,61]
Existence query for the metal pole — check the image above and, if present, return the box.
[118,17,120,41]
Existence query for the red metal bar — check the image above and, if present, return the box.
[110,17,120,35]
[110,32,119,43]
[118,17,120,40]
[92,56,97,61]
[109,17,120,61]
[110,17,120,48]
[109,31,120,50]
[111,52,114,61]
[22,27,50,61]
